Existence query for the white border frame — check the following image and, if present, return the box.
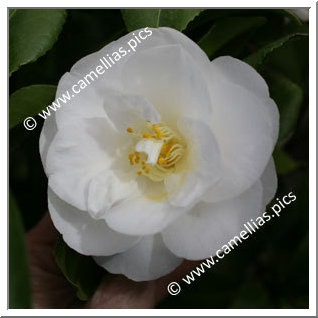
[3,1,316,316]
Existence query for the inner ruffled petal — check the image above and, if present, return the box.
[164,117,222,207]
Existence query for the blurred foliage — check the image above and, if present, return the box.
[9,9,309,309]
[273,148,302,176]
[55,236,104,301]
[9,191,31,308]
[266,72,303,143]
[122,9,203,31]
[198,16,268,59]
[244,33,308,70]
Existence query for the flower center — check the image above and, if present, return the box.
[126,123,186,181]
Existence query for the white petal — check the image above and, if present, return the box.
[162,180,263,260]
[48,187,141,256]
[135,139,163,165]
[165,117,222,207]
[122,44,212,124]
[202,75,279,203]
[149,27,210,71]
[86,170,140,219]
[39,111,58,170]
[209,56,279,143]
[46,117,139,214]
[54,72,107,129]
[94,234,183,281]
[104,194,189,236]
[260,157,277,207]
[210,56,270,99]
[69,27,210,86]
[102,89,161,134]
[53,27,210,129]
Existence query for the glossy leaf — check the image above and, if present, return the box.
[198,16,267,59]
[9,191,31,308]
[9,9,67,75]
[10,9,126,90]
[264,35,308,87]
[267,73,303,142]
[121,9,203,31]
[273,148,301,175]
[54,236,104,301]
[244,33,308,70]
[9,85,56,129]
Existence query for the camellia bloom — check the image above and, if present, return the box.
[40,27,279,281]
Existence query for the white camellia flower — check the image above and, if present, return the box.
[40,27,279,281]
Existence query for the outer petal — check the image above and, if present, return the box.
[68,27,210,87]
[94,234,183,281]
[165,117,222,207]
[54,72,107,129]
[162,180,263,260]
[210,57,279,140]
[104,194,188,236]
[45,117,140,215]
[122,44,212,124]
[53,27,210,128]
[209,56,270,99]
[48,187,141,256]
[203,60,279,202]
[39,111,58,169]
[260,157,277,207]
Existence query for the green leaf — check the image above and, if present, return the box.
[273,148,301,175]
[10,10,127,90]
[267,73,303,142]
[121,9,203,31]
[54,236,104,301]
[244,33,308,70]
[264,36,308,87]
[9,9,17,20]
[9,85,56,129]
[9,9,67,76]
[9,191,31,308]
[198,16,267,59]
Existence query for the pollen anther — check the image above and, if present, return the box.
[127,122,186,181]
[126,127,134,133]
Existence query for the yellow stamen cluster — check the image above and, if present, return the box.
[158,157,167,165]
[152,124,164,138]
[127,122,186,180]
[156,135,185,169]
[140,124,164,139]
